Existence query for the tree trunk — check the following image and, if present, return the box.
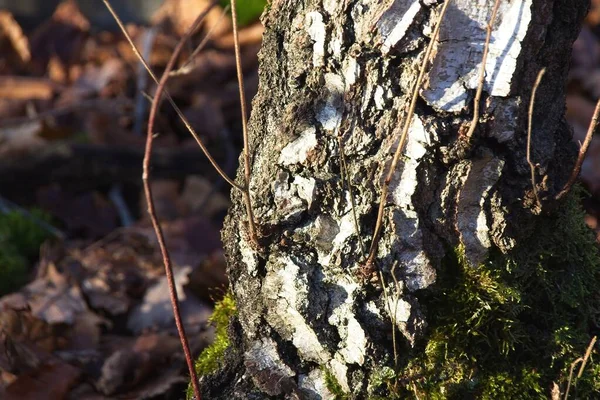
[208,0,597,399]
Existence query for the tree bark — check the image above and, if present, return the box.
[213,0,590,399]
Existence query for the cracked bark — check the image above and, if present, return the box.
[207,0,588,398]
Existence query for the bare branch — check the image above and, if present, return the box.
[464,0,501,142]
[556,98,600,200]
[102,2,220,399]
[231,0,259,245]
[527,68,546,207]
[102,0,241,191]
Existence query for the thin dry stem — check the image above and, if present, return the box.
[464,0,501,142]
[102,0,240,191]
[556,98,600,200]
[102,2,219,399]
[146,5,217,398]
[338,115,366,257]
[565,358,583,400]
[577,336,597,379]
[231,0,259,245]
[527,68,546,206]
[170,4,231,77]
[366,0,451,267]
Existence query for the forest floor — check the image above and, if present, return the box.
[0,0,599,399]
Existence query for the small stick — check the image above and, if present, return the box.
[527,68,546,206]
[556,98,600,200]
[576,336,597,379]
[464,0,502,142]
[366,0,451,268]
[102,2,218,400]
[170,4,231,77]
[102,0,240,191]
[338,111,366,257]
[231,0,259,245]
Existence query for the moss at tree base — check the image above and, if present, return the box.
[187,291,237,400]
[373,188,600,399]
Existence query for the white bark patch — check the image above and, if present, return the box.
[457,157,505,266]
[298,369,336,400]
[294,176,317,209]
[278,127,318,166]
[387,116,437,292]
[317,73,345,132]
[239,235,259,276]
[306,11,326,67]
[343,56,359,89]
[263,256,331,364]
[422,0,532,112]
[327,277,367,366]
[328,356,350,392]
[377,0,421,55]
[385,294,412,323]
[273,171,306,222]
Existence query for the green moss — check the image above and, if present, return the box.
[380,187,600,399]
[323,368,349,400]
[219,0,267,26]
[186,291,237,400]
[0,210,52,295]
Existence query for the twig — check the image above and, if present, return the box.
[146,5,218,399]
[577,336,597,379]
[338,111,366,257]
[231,0,259,245]
[102,0,240,191]
[366,0,451,268]
[565,358,583,400]
[564,336,598,400]
[527,68,545,207]
[170,5,231,77]
[102,2,219,400]
[133,27,158,136]
[556,98,600,200]
[464,0,501,142]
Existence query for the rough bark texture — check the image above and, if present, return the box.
[214,0,589,398]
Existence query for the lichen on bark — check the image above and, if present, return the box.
[207,0,595,399]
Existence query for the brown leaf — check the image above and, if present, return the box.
[29,0,90,77]
[0,263,87,326]
[0,77,61,100]
[37,186,119,239]
[2,360,81,400]
[127,265,212,334]
[0,11,30,64]
[153,0,231,37]
[95,333,182,396]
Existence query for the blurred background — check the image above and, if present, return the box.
[0,0,264,399]
[0,0,599,399]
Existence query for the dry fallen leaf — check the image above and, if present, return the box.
[0,11,31,64]
[127,265,212,334]
[29,0,90,77]
[152,0,232,37]
[2,360,81,400]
